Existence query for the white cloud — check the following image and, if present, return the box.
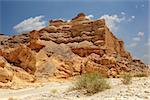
[143,54,149,58]
[86,14,94,19]
[128,31,144,48]
[13,15,46,33]
[100,13,136,32]
[100,14,125,32]
[142,54,150,64]
[67,20,71,22]
[144,38,150,46]
[147,42,150,46]
[128,15,135,22]
[137,32,144,37]
[121,12,125,15]
[127,42,138,48]
[141,4,145,7]
[133,37,140,41]
[135,4,145,9]
[131,16,135,19]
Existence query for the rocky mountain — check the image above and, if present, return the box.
[0,13,149,85]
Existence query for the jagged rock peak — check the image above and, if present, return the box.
[72,12,86,20]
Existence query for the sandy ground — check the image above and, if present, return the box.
[0,77,150,100]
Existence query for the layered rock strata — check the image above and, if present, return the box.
[0,13,149,83]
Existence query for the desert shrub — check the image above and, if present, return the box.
[74,72,110,95]
[122,73,132,85]
[50,89,58,94]
[134,72,149,77]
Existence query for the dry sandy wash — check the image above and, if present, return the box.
[0,76,150,100]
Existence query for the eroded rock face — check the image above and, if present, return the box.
[0,68,13,83]
[0,45,36,74]
[0,13,148,80]
[12,66,35,82]
[0,56,13,83]
[27,30,45,52]
[39,14,131,61]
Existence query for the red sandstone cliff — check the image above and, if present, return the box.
[0,13,149,83]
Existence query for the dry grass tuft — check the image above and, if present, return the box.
[122,73,132,85]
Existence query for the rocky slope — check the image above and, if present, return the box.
[0,13,149,86]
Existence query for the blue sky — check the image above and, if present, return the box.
[0,0,149,64]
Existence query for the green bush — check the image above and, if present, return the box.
[122,73,132,85]
[74,72,110,95]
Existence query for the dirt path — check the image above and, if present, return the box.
[0,81,72,100]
